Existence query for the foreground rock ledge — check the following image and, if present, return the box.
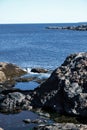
[34,123,87,130]
[31,52,87,117]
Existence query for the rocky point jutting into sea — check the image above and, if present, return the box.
[46,24,87,31]
[0,52,87,129]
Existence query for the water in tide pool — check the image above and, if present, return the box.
[0,23,87,70]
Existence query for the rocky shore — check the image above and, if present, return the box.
[0,52,87,129]
[0,63,50,113]
[34,123,87,130]
[46,24,87,31]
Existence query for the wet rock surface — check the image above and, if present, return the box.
[46,24,87,31]
[31,52,87,117]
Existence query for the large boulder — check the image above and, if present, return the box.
[31,52,87,117]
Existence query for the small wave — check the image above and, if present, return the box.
[23,67,31,73]
[23,67,51,79]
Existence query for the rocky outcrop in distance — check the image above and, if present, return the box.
[31,52,87,117]
[46,24,87,31]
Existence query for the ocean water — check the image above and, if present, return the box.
[0,23,87,70]
[0,111,39,130]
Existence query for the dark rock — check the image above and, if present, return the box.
[31,68,48,73]
[23,118,44,124]
[31,52,87,117]
[23,119,31,123]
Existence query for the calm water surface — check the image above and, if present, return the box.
[0,23,87,69]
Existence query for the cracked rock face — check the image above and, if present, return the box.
[31,53,87,116]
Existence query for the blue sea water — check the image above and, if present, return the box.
[0,23,87,70]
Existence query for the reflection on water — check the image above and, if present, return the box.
[15,81,39,90]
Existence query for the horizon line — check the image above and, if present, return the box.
[0,21,87,25]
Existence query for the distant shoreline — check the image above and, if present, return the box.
[46,24,87,31]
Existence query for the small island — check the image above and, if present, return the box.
[46,24,87,31]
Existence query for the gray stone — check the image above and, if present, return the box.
[0,92,31,113]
